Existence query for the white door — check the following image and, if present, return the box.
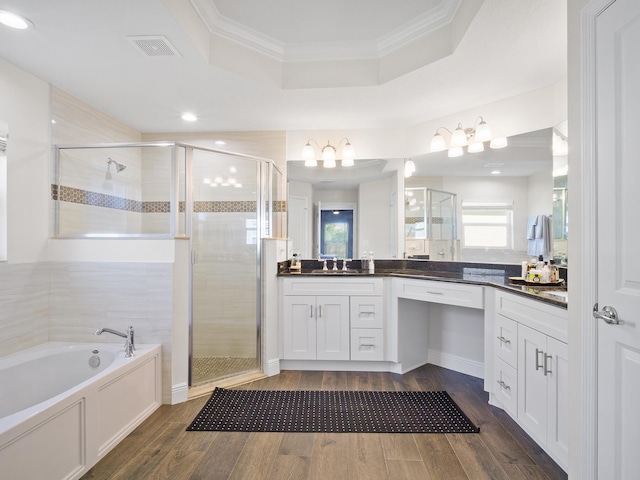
[595,1,640,477]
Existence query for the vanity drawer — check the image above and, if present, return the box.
[495,314,518,368]
[495,290,568,342]
[494,357,518,417]
[350,296,383,329]
[350,328,384,361]
[395,279,484,309]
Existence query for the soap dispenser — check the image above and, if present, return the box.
[368,251,375,274]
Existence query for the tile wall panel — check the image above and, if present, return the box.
[49,262,174,401]
[0,263,50,357]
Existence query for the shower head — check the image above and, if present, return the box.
[107,158,126,172]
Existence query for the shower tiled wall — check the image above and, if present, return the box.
[0,263,50,356]
[48,261,174,401]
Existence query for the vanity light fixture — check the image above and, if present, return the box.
[0,10,33,29]
[302,138,355,168]
[430,116,507,157]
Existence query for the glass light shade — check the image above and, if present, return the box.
[430,132,447,152]
[474,120,492,142]
[467,141,484,153]
[322,144,336,168]
[448,146,464,158]
[450,124,468,147]
[490,137,508,149]
[404,160,416,178]
[341,141,355,166]
[302,142,317,166]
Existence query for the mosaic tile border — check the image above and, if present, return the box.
[405,216,444,225]
[51,184,286,214]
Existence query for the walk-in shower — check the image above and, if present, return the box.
[54,142,285,387]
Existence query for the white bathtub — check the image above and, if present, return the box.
[0,342,162,480]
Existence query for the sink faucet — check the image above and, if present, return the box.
[95,326,135,357]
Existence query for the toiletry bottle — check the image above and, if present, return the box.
[549,259,559,282]
[521,260,528,279]
[542,263,550,283]
[368,252,375,274]
[290,253,301,274]
[537,255,545,270]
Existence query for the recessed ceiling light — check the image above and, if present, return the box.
[0,10,33,29]
[215,140,226,146]
[490,170,502,175]
[181,112,197,122]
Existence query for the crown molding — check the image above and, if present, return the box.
[191,0,462,63]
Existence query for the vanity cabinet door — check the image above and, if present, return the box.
[316,296,350,360]
[545,336,569,466]
[283,296,316,360]
[518,324,548,444]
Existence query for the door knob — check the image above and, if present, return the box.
[593,303,620,325]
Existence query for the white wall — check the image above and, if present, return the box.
[0,58,50,264]
[527,170,554,216]
[0,58,52,355]
[359,176,393,258]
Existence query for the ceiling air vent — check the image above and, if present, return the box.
[126,35,181,57]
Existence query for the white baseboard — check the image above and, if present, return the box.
[264,358,281,377]
[171,381,189,405]
[427,350,484,379]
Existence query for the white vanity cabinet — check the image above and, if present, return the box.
[492,290,568,471]
[281,277,384,362]
[282,295,350,360]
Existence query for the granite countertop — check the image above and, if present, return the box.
[279,259,568,309]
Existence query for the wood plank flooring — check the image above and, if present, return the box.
[81,365,567,480]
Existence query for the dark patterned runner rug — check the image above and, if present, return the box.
[187,388,479,433]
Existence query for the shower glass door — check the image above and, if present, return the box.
[190,149,260,386]
[427,189,458,261]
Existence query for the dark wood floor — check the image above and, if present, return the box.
[81,365,567,480]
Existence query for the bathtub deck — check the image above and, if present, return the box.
[80,365,567,480]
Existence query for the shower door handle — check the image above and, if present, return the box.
[191,250,198,264]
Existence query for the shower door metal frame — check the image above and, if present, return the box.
[185,144,281,387]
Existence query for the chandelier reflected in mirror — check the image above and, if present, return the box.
[430,116,507,158]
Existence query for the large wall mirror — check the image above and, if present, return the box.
[287,125,567,266]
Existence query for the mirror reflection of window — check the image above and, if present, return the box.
[320,209,353,259]
[461,201,514,249]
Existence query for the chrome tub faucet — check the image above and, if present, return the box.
[95,325,135,357]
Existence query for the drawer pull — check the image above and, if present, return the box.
[497,380,511,391]
[426,291,444,295]
[535,348,544,371]
[359,312,375,317]
[497,336,511,344]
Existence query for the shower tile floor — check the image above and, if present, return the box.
[192,356,258,386]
